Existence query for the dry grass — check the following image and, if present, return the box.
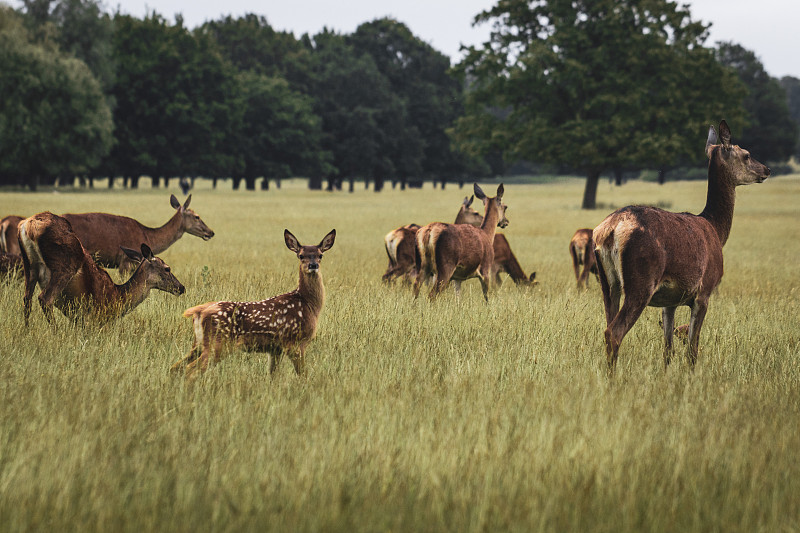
[1,176,799,532]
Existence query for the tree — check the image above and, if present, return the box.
[0,6,113,189]
[715,43,798,164]
[779,76,800,159]
[350,18,465,184]
[454,0,745,208]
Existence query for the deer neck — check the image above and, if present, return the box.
[479,202,500,240]
[700,159,736,247]
[297,268,325,316]
[113,265,152,316]
[143,211,185,254]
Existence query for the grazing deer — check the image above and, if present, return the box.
[413,183,508,301]
[18,212,185,325]
[62,194,214,273]
[171,229,336,378]
[1,215,24,255]
[593,121,770,373]
[492,233,536,287]
[570,228,598,290]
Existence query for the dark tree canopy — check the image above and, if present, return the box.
[454,0,745,208]
[716,42,798,164]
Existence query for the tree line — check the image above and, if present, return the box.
[1,0,799,208]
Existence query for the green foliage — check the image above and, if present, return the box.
[0,5,113,187]
[779,76,800,158]
[1,178,799,531]
[454,0,746,208]
[716,43,799,163]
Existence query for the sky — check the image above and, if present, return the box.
[7,0,799,78]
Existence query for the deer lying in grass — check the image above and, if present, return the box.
[18,212,185,324]
[593,121,770,373]
[413,183,508,301]
[570,228,598,290]
[171,229,336,378]
[1,215,24,255]
[62,194,214,273]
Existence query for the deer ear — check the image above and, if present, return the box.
[473,183,486,200]
[706,125,718,159]
[496,183,504,199]
[319,229,336,252]
[718,120,732,148]
[170,194,181,210]
[463,195,474,208]
[183,194,192,209]
[140,243,154,261]
[284,229,301,253]
[121,246,144,263]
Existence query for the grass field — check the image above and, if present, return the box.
[1,175,799,532]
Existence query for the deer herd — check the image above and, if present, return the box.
[0,121,770,376]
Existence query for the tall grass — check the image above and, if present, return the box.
[1,176,799,532]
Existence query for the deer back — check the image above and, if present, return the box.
[1,215,24,255]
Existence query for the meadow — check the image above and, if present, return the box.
[1,175,799,532]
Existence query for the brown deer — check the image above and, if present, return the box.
[1,215,24,255]
[413,183,508,301]
[570,228,598,290]
[170,229,336,378]
[62,194,214,273]
[0,251,23,279]
[18,212,185,325]
[593,121,770,373]
[492,233,536,287]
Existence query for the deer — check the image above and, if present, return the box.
[18,212,185,325]
[170,229,336,379]
[1,215,24,255]
[0,251,23,279]
[570,228,598,290]
[61,194,214,273]
[413,183,508,301]
[593,120,770,373]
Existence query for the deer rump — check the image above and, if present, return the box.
[416,223,494,283]
[594,205,723,309]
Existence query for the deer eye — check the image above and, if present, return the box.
[165,267,171,273]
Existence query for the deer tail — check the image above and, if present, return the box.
[183,302,215,318]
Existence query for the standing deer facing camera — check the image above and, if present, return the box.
[171,229,336,378]
[593,121,770,373]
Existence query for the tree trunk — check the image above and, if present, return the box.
[232,177,242,190]
[374,176,385,192]
[245,176,256,190]
[275,178,281,189]
[614,169,623,186]
[348,178,355,193]
[658,168,666,185]
[212,177,218,189]
[581,170,601,209]
[261,178,269,190]
[308,177,322,190]
[152,176,160,188]
[108,176,114,188]
[131,175,140,189]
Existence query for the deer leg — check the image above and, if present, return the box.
[661,306,677,368]
[594,254,620,327]
[37,269,73,324]
[21,255,36,326]
[288,345,306,376]
[571,248,583,289]
[170,344,201,373]
[269,346,284,375]
[429,264,455,301]
[605,291,651,373]
[686,298,709,367]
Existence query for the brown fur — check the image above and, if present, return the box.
[62,194,214,273]
[384,195,533,287]
[0,251,23,279]
[570,228,598,290]
[1,215,24,255]
[593,121,770,373]
[18,212,185,324]
[413,184,508,301]
[171,229,336,378]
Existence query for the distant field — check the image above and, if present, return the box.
[1,176,799,532]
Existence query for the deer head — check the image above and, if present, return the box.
[474,183,509,228]
[170,194,215,241]
[284,229,336,274]
[121,244,185,295]
[705,120,770,186]
[455,195,484,227]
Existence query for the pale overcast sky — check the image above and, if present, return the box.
[7,0,799,78]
